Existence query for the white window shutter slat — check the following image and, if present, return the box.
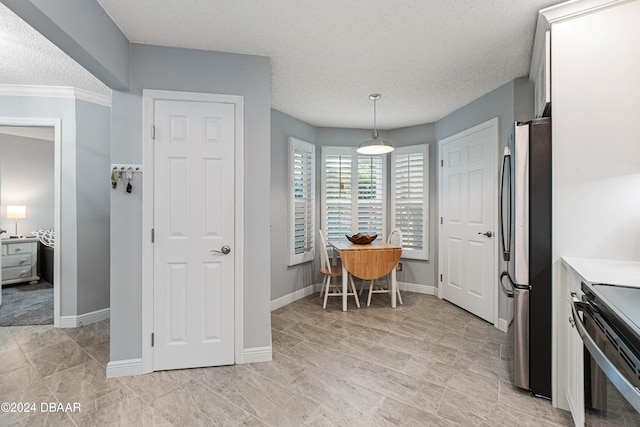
[357,155,385,238]
[324,151,352,241]
[288,137,315,266]
[391,145,429,260]
[322,147,387,243]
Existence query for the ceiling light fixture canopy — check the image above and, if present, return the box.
[357,94,394,155]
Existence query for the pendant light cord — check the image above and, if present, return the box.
[372,96,378,139]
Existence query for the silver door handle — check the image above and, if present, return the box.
[210,245,231,255]
[478,231,493,237]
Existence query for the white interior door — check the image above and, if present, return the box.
[440,119,498,323]
[153,99,235,370]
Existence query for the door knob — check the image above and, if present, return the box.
[478,231,493,238]
[210,245,231,255]
[0,229,6,234]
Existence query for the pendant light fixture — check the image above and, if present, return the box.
[357,93,394,155]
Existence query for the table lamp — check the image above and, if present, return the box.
[7,205,26,238]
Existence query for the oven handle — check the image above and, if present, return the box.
[571,296,640,413]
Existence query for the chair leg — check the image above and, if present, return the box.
[386,274,402,305]
[322,276,330,309]
[358,280,365,296]
[349,275,360,308]
[367,280,375,306]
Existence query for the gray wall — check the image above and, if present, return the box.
[389,123,437,287]
[110,90,143,357]
[270,109,317,301]
[0,133,54,234]
[110,44,272,361]
[76,99,111,315]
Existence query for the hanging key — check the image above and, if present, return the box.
[126,168,133,193]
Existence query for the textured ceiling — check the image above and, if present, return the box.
[1,1,564,129]
[0,4,110,97]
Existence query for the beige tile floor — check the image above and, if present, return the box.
[0,292,574,426]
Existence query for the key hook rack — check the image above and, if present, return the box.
[111,164,143,194]
[111,164,143,172]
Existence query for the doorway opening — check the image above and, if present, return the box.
[0,119,61,327]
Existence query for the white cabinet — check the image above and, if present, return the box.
[1,237,39,286]
[530,28,550,118]
[562,260,585,426]
[560,257,640,425]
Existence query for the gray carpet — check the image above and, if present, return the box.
[0,280,53,326]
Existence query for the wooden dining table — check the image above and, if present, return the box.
[328,239,402,311]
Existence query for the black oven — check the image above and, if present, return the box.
[572,282,640,425]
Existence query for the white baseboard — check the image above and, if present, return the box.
[271,285,317,311]
[106,358,143,378]
[60,308,110,328]
[107,347,270,379]
[242,346,273,364]
[398,282,436,295]
[271,282,436,313]
[498,318,510,333]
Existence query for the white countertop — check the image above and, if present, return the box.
[562,256,640,288]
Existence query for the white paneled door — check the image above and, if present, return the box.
[440,119,498,323]
[153,99,235,370]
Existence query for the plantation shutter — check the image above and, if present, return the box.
[288,137,315,266]
[391,144,429,260]
[357,155,385,237]
[323,148,352,241]
[322,147,387,242]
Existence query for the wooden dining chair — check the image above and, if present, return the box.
[361,228,403,306]
[318,229,360,309]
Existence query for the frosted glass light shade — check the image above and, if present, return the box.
[357,138,394,155]
[7,205,26,219]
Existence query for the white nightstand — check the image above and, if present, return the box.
[1,237,40,286]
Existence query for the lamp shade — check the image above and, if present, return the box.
[357,138,394,155]
[7,205,26,219]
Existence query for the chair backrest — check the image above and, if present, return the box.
[388,228,403,247]
[317,229,331,271]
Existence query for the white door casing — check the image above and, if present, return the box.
[439,118,499,324]
[141,90,245,373]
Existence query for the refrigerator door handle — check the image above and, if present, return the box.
[500,271,515,297]
[500,147,512,262]
[514,287,530,390]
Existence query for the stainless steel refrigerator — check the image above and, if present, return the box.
[500,118,552,399]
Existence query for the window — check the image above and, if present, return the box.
[288,137,315,266]
[391,144,429,260]
[321,147,386,241]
